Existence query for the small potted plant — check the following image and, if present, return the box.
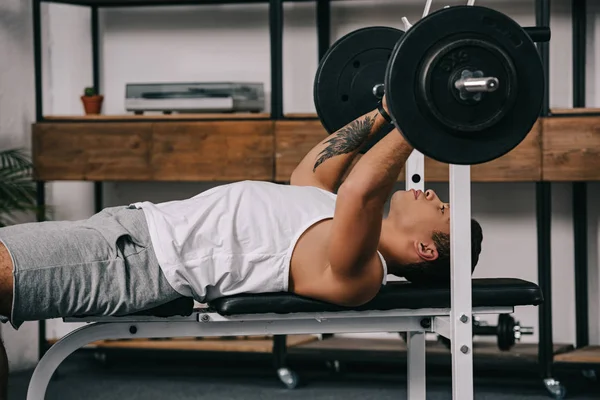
[81,87,104,115]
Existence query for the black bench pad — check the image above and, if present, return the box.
[71,296,195,320]
[131,297,195,317]
[93,278,541,319]
[210,278,543,316]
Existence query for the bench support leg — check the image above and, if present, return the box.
[407,331,426,400]
[27,323,127,400]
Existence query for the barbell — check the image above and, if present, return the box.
[314,5,551,165]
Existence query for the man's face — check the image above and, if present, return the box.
[389,189,450,240]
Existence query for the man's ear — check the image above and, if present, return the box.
[414,240,438,262]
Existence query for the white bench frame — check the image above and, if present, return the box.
[26,305,512,400]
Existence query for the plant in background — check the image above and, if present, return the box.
[81,86,104,115]
[0,148,48,227]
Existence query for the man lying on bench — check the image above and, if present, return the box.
[0,96,483,398]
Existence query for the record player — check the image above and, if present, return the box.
[125,82,265,114]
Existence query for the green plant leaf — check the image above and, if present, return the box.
[0,148,49,226]
[0,149,32,171]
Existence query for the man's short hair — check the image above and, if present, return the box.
[401,219,483,285]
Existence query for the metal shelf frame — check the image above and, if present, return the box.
[535,0,553,383]
[536,0,599,389]
[571,0,589,352]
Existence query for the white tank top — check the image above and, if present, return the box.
[131,180,387,302]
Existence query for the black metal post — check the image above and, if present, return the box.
[94,183,104,213]
[33,0,43,122]
[573,183,588,348]
[272,335,287,370]
[91,6,104,213]
[91,6,100,93]
[572,0,586,109]
[268,0,284,372]
[535,0,553,380]
[536,0,550,117]
[36,182,47,359]
[572,0,588,349]
[32,0,47,360]
[316,0,330,60]
[269,0,283,119]
[536,181,553,378]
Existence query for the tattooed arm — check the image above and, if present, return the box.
[290,109,388,193]
[322,121,414,295]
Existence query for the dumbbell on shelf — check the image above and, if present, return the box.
[436,314,534,351]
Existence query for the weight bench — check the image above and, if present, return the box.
[26,278,542,400]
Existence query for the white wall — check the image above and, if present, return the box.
[1,0,599,370]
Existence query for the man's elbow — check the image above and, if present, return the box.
[338,295,376,308]
[337,179,380,206]
[334,286,380,308]
[337,180,365,200]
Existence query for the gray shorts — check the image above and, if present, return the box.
[0,206,182,329]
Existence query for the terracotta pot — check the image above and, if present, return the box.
[81,95,104,115]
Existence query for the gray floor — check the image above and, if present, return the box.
[9,354,600,400]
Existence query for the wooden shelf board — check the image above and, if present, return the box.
[542,115,600,181]
[284,113,319,119]
[48,335,317,353]
[291,337,572,362]
[554,346,600,364]
[42,113,320,122]
[40,111,600,122]
[45,0,308,6]
[47,334,583,368]
[32,114,600,182]
[274,119,542,182]
[42,113,271,121]
[550,108,600,116]
[289,111,600,118]
[32,119,274,182]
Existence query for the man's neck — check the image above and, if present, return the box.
[378,219,409,276]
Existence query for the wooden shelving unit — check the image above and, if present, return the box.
[33,112,600,183]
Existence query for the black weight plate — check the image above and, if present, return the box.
[497,314,515,351]
[420,37,518,132]
[314,27,404,152]
[385,6,544,165]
